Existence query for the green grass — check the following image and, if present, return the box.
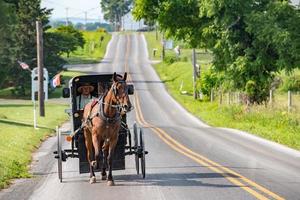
[64,31,111,64]
[155,61,300,150]
[143,32,163,60]
[0,70,82,188]
[144,32,300,150]
[0,102,68,189]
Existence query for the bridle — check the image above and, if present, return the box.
[96,80,131,125]
[111,80,131,112]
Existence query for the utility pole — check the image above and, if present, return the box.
[36,21,45,117]
[161,33,165,60]
[155,22,158,41]
[84,11,87,30]
[65,7,69,26]
[192,48,197,99]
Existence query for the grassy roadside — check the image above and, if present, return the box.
[0,102,68,189]
[0,70,84,189]
[64,31,111,64]
[144,32,300,150]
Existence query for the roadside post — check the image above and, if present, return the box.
[192,48,197,99]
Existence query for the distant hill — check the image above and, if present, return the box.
[49,18,113,32]
[50,17,101,24]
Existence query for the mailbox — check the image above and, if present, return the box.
[31,67,48,101]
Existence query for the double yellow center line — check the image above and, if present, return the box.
[123,34,284,200]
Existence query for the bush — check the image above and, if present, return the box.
[280,75,300,92]
[164,55,178,64]
[199,68,223,97]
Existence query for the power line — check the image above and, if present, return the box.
[42,0,83,12]
[43,0,101,20]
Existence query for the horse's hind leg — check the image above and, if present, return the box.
[84,127,96,183]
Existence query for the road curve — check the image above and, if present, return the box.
[1,33,300,200]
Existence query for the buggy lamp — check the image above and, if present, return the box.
[66,135,72,142]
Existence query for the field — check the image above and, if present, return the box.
[144,32,300,150]
[64,31,111,64]
[0,102,68,189]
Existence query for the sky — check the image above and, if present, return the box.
[41,0,103,21]
[41,0,144,30]
[291,0,300,6]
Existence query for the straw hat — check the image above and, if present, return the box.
[77,83,94,93]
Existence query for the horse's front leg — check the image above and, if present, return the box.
[84,128,96,184]
[101,141,107,180]
[107,141,117,186]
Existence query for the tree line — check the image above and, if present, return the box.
[51,21,113,32]
[133,0,300,104]
[0,0,85,96]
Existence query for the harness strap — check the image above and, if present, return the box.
[98,95,121,125]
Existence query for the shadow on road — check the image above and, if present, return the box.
[0,119,54,130]
[113,172,244,188]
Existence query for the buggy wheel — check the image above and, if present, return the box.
[133,122,139,175]
[57,127,62,182]
[139,128,146,179]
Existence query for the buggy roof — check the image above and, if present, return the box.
[70,74,114,87]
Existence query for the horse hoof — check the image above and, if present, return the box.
[101,175,107,181]
[90,176,96,184]
[91,161,97,168]
[107,180,114,186]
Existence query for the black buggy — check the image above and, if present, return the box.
[53,73,147,182]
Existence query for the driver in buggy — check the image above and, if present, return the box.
[76,83,96,110]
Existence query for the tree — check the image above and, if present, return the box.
[43,31,67,76]
[101,0,133,31]
[1,0,70,96]
[54,25,85,57]
[133,0,300,103]
[200,0,300,103]
[133,0,204,47]
[0,0,17,87]
[5,0,52,96]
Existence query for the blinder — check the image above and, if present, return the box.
[112,80,128,97]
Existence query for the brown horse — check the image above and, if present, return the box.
[82,72,132,186]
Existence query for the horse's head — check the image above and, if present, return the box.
[112,72,133,114]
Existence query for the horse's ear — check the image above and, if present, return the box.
[113,72,117,82]
[123,72,127,81]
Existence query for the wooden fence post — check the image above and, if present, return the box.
[210,88,214,102]
[269,89,273,107]
[237,92,241,104]
[227,92,230,105]
[288,90,292,112]
[219,90,223,105]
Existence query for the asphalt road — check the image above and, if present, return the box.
[1,33,300,200]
